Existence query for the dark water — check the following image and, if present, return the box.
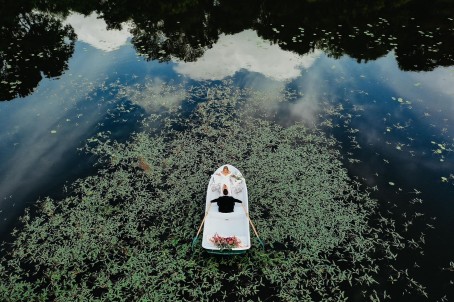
[1,0,454,300]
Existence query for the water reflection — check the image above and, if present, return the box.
[3,0,454,102]
[0,43,142,232]
[0,1,453,299]
[255,0,454,72]
[0,10,76,101]
[174,30,321,81]
[115,0,454,71]
[123,78,186,112]
[64,12,131,52]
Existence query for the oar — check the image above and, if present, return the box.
[191,203,212,252]
[241,203,265,250]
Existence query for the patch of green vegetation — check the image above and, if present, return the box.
[0,84,426,301]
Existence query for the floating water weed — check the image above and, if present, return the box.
[0,83,428,301]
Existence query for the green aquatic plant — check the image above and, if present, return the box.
[0,83,427,301]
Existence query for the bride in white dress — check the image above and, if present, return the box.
[211,165,243,195]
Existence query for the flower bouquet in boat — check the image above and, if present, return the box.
[210,233,242,250]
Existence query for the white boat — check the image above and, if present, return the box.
[201,164,251,254]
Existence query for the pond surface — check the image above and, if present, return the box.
[1,1,454,300]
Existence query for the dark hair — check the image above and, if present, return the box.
[223,189,228,195]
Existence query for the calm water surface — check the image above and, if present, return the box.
[1,1,453,300]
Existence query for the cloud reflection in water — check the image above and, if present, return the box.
[0,45,126,229]
[175,30,321,81]
[64,12,132,52]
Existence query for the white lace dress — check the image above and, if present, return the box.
[210,171,244,196]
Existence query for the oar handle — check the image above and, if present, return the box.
[192,203,212,252]
[241,203,264,249]
[195,202,212,238]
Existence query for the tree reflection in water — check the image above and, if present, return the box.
[1,0,454,99]
[0,8,76,101]
[100,0,454,70]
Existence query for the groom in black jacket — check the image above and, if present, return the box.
[210,186,242,213]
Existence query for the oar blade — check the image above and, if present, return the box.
[255,237,265,250]
[191,236,199,252]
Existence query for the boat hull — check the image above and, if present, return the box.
[201,164,251,252]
